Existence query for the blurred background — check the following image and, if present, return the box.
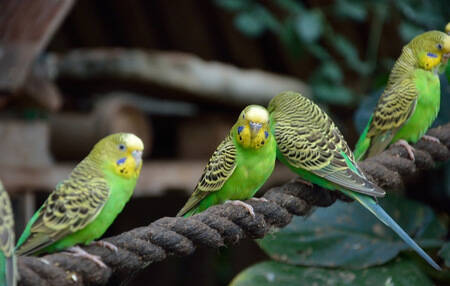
[0,0,449,285]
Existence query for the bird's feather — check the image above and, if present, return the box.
[0,182,17,286]
[269,92,384,197]
[176,134,237,217]
[15,161,110,255]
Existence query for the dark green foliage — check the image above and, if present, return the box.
[294,9,324,44]
[214,0,449,106]
[439,242,450,267]
[334,0,367,22]
[257,196,445,269]
[230,260,434,286]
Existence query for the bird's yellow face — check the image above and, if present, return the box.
[234,105,271,149]
[93,133,144,179]
[411,31,450,70]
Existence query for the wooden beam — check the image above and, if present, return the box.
[0,161,295,197]
[50,49,311,105]
[0,0,74,91]
[50,96,153,160]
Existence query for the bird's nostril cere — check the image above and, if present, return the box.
[249,122,262,131]
[132,150,143,161]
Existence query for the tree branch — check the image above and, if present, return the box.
[46,49,311,105]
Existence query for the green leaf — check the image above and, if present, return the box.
[334,34,358,61]
[275,0,304,14]
[439,242,450,267]
[305,43,332,60]
[230,260,434,286]
[234,12,266,37]
[332,34,371,75]
[394,1,445,29]
[233,6,281,37]
[279,18,304,58]
[214,0,251,11]
[257,196,445,269]
[313,83,354,105]
[334,0,367,22]
[253,6,281,33]
[398,22,425,42]
[315,62,343,83]
[294,9,324,43]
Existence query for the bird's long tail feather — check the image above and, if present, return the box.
[341,189,441,270]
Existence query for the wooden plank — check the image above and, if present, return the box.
[0,161,295,197]
[0,0,74,91]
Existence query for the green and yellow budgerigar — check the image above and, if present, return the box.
[0,181,17,286]
[354,31,450,161]
[269,91,440,270]
[16,133,143,267]
[177,105,276,217]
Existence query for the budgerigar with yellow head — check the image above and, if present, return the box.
[269,91,440,270]
[16,133,143,267]
[177,105,276,217]
[354,31,450,160]
[0,181,17,286]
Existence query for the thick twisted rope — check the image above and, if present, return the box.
[17,123,450,286]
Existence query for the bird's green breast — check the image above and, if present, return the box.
[392,69,440,143]
[42,172,137,253]
[197,135,276,211]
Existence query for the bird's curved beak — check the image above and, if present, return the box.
[249,121,262,138]
[132,150,143,168]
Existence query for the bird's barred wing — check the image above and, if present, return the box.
[176,134,237,216]
[366,77,417,156]
[0,183,14,258]
[269,92,385,197]
[16,175,110,255]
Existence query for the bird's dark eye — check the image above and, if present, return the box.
[118,144,126,151]
[242,114,245,119]
[437,43,443,50]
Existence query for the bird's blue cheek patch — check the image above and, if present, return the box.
[264,131,269,139]
[238,126,244,135]
[427,52,438,58]
[116,157,127,166]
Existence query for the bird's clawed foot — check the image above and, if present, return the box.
[65,246,107,268]
[251,197,268,202]
[421,135,440,144]
[92,240,118,252]
[395,139,415,161]
[39,258,50,265]
[225,200,255,218]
